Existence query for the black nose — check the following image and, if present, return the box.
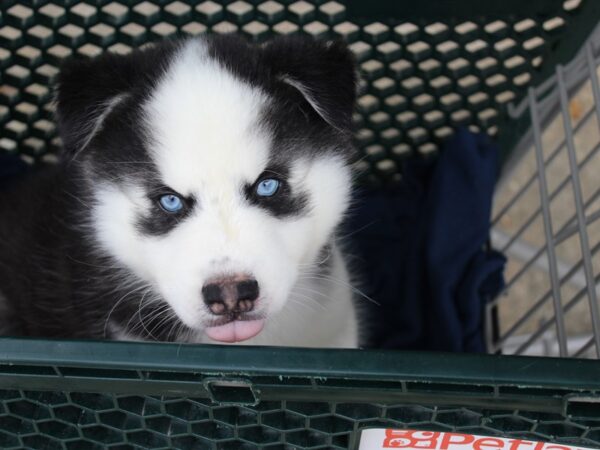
[202,276,259,316]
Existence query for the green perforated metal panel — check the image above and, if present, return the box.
[2,1,600,449]
[0,340,599,450]
[1,0,599,184]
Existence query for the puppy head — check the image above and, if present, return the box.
[56,36,357,343]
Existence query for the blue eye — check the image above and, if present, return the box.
[256,178,280,197]
[159,194,184,213]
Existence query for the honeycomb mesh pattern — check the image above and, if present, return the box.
[0,0,591,185]
[0,390,599,450]
[0,340,599,450]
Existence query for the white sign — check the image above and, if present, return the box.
[359,429,595,450]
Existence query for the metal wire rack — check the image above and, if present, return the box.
[490,25,600,359]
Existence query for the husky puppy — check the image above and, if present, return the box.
[0,35,360,347]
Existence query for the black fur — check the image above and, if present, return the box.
[56,40,182,160]
[0,35,357,339]
[245,168,309,218]
[137,184,197,236]
[0,167,183,339]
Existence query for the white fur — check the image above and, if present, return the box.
[91,39,357,348]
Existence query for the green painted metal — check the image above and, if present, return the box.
[0,338,599,449]
[1,1,600,448]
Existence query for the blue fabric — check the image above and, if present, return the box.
[345,128,506,351]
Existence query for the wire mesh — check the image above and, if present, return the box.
[491,26,600,358]
[0,0,595,188]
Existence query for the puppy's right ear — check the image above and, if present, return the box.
[55,43,178,159]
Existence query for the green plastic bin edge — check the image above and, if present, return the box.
[0,338,598,417]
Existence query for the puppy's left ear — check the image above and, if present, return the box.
[262,37,357,133]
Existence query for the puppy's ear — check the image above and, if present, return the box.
[55,43,177,159]
[262,37,357,133]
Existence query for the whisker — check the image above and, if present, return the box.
[298,273,380,306]
[62,190,91,208]
[289,292,327,312]
[293,286,331,303]
[103,284,150,339]
[336,220,376,240]
[67,254,119,271]
[288,295,321,314]
[135,292,162,341]
[148,306,177,337]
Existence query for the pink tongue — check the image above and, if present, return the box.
[205,319,265,343]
